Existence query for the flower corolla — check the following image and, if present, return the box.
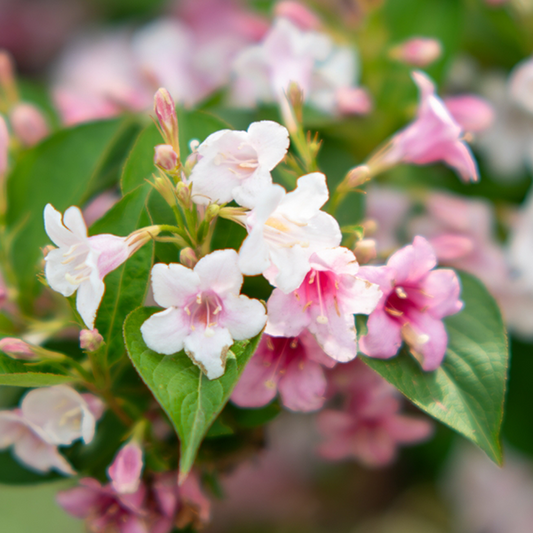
[141,249,267,380]
[189,120,289,208]
[358,236,463,371]
[267,247,382,362]
[108,441,144,495]
[238,172,342,294]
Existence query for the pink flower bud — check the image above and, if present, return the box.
[154,88,179,150]
[83,190,120,226]
[443,95,494,133]
[154,144,178,171]
[274,2,321,30]
[0,116,8,177]
[353,238,377,264]
[10,103,49,147]
[179,247,198,268]
[390,37,442,68]
[108,441,144,494]
[0,50,17,102]
[336,87,373,115]
[79,329,104,352]
[0,337,38,360]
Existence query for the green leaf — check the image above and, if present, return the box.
[124,306,262,478]
[0,452,60,485]
[360,271,508,465]
[92,185,154,367]
[0,353,76,388]
[6,118,131,300]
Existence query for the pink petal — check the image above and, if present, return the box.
[140,307,189,355]
[179,472,211,524]
[195,249,243,297]
[265,288,309,337]
[387,236,436,284]
[443,95,494,133]
[221,293,266,340]
[122,515,149,533]
[420,268,463,319]
[350,426,396,467]
[442,139,479,183]
[108,442,144,494]
[359,310,402,359]
[57,483,103,518]
[429,234,474,261]
[316,410,354,460]
[385,414,434,444]
[89,234,131,278]
[406,311,449,371]
[0,411,26,448]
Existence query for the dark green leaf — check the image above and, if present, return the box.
[361,271,508,465]
[124,306,262,478]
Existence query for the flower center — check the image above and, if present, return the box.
[184,292,223,337]
[295,269,339,324]
[61,243,92,285]
[262,336,304,388]
[262,215,309,249]
[214,143,259,180]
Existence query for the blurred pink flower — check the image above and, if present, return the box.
[274,2,321,30]
[82,189,120,227]
[318,360,433,466]
[0,337,37,360]
[231,331,335,412]
[390,37,442,67]
[444,94,495,133]
[9,102,49,146]
[381,71,479,182]
[358,236,463,371]
[108,441,144,495]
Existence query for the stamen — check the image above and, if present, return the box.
[385,306,403,317]
[303,301,313,311]
[315,271,328,324]
[395,286,408,299]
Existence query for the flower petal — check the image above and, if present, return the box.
[76,274,105,330]
[265,288,309,337]
[150,263,200,309]
[419,268,463,319]
[221,293,266,340]
[44,204,81,248]
[44,248,79,296]
[195,249,243,297]
[140,307,189,355]
[359,310,403,359]
[387,235,436,284]
[248,120,289,170]
[63,205,89,240]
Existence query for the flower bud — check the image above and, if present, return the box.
[0,50,17,103]
[0,115,8,178]
[180,247,198,268]
[154,144,178,172]
[353,238,377,264]
[152,173,177,207]
[10,103,49,147]
[389,37,442,68]
[0,338,38,360]
[79,329,104,352]
[275,1,321,30]
[177,181,192,208]
[341,165,371,191]
[154,88,179,152]
[336,87,373,115]
[108,441,144,494]
[205,203,221,222]
[183,140,201,177]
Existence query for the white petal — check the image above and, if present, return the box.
[0,411,26,449]
[221,293,266,340]
[63,206,88,239]
[238,225,271,275]
[195,249,243,297]
[151,263,200,309]
[44,248,78,296]
[342,276,382,315]
[190,156,240,206]
[232,167,273,209]
[184,327,233,380]
[44,204,80,248]
[267,245,312,294]
[278,172,329,224]
[248,120,290,170]
[76,274,105,330]
[140,307,189,355]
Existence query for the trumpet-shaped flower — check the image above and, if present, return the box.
[108,441,144,495]
[0,409,75,475]
[266,247,382,362]
[382,71,479,182]
[358,236,463,371]
[141,249,267,380]
[231,331,335,412]
[190,120,289,208]
[238,172,341,294]
[44,204,147,329]
[21,385,105,446]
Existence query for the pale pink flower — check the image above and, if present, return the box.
[9,102,49,146]
[21,385,104,446]
[189,120,289,208]
[509,187,533,292]
[509,56,533,114]
[141,249,267,380]
[108,441,144,495]
[358,236,463,371]
[443,94,494,133]
[336,86,373,115]
[0,409,75,475]
[0,115,8,177]
[382,71,479,182]
[274,2,321,30]
[238,172,342,293]
[266,247,381,362]
[44,204,146,329]
[318,360,433,466]
[390,37,442,67]
[231,331,335,412]
[82,190,120,227]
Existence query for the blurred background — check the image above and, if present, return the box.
[1,0,533,531]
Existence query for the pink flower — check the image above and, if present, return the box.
[231,331,335,412]
[389,37,442,67]
[237,172,341,294]
[108,441,144,495]
[141,249,267,380]
[266,247,381,362]
[358,236,463,371]
[443,94,495,133]
[0,409,75,475]
[382,71,479,182]
[82,190,120,227]
[336,86,373,115]
[44,204,151,329]
[9,102,49,146]
[318,361,433,466]
[189,120,289,208]
[274,2,321,30]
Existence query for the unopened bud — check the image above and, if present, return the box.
[275,2,321,30]
[0,50,17,103]
[389,37,442,68]
[154,144,178,172]
[180,247,198,268]
[344,165,371,190]
[0,115,8,177]
[336,87,373,115]
[183,140,201,177]
[80,329,104,352]
[353,238,377,264]
[152,173,177,207]
[154,88,179,152]
[177,181,191,208]
[0,337,65,361]
[10,103,49,147]
[205,203,220,222]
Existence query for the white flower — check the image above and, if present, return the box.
[238,172,341,294]
[141,249,267,380]
[44,204,139,329]
[190,120,289,208]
